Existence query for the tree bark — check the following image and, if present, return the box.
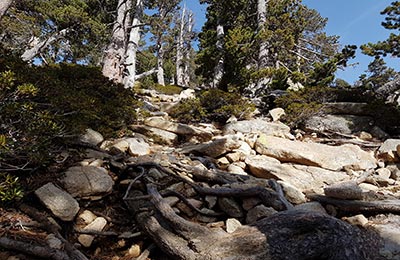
[156,41,165,86]
[213,23,225,88]
[0,0,13,21]
[183,12,194,86]
[124,0,144,88]
[257,0,269,69]
[102,0,132,83]
[21,29,69,62]
[176,6,186,87]
[127,184,384,260]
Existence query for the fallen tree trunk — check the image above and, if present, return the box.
[126,183,384,260]
[309,195,400,213]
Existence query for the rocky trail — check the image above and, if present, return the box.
[1,88,400,260]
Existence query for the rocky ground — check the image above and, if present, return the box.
[1,88,400,260]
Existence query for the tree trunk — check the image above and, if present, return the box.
[176,6,186,87]
[183,11,194,87]
[157,42,165,86]
[257,0,269,69]
[102,0,132,83]
[213,23,225,88]
[0,0,13,21]
[124,0,143,89]
[21,29,69,62]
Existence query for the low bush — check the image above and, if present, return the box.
[170,88,255,124]
[0,49,140,201]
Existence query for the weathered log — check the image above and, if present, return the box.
[309,194,400,213]
[127,184,384,260]
[0,237,70,260]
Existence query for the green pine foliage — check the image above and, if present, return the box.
[170,88,256,124]
[0,48,140,170]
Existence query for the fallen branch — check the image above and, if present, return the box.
[0,237,70,260]
[309,195,400,213]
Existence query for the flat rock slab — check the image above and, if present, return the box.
[62,166,114,197]
[35,183,79,221]
[130,125,178,145]
[224,119,291,137]
[245,155,349,191]
[304,114,374,135]
[255,135,377,171]
[179,136,242,158]
[144,116,212,140]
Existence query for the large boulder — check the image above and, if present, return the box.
[179,135,242,158]
[144,116,213,140]
[62,166,114,198]
[255,135,377,171]
[304,114,374,135]
[323,102,370,116]
[130,125,178,145]
[245,155,349,191]
[35,183,80,221]
[224,119,291,138]
[106,137,150,156]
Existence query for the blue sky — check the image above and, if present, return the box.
[185,0,399,84]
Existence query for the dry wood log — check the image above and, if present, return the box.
[19,204,88,260]
[309,195,400,213]
[0,237,70,260]
[126,184,384,260]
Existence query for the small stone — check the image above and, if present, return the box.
[127,244,141,258]
[277,181,306,205]
[359,131,373,141]
[226,152,244,163]
[216,157,230,170]
[80,128,104,146]
[46,234,63,249]
[269,107,285,121]
[227,164,247,175]
[226,218,242,233]
[35,183,79,221]
[242,197,262,211]
[343,214,368,226]
[78,210,97,225]
[246,205,277,224]
[359,183,380,192]
[89,159,104,167]
[376,168,392,179]
[78,217,107,247]
[294,202,327,214]
[205,196,217,209]
[218,197,243,218]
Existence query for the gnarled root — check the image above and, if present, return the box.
[127,184,383,260]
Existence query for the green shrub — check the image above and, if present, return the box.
[0,49,140,171]
[170,89,255,123]
[275,86,335,128]
[0,173,23,204]
[152,84,183,95]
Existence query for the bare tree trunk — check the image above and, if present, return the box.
[213,23,225,88]
[124,0,143,89]
[156,42,165,86]
[21,29,69,62]
[183,11,194,87]
[0,0,13,21]
[176,6,186,87]
[257,0,269,69]
[102,0,132,83]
